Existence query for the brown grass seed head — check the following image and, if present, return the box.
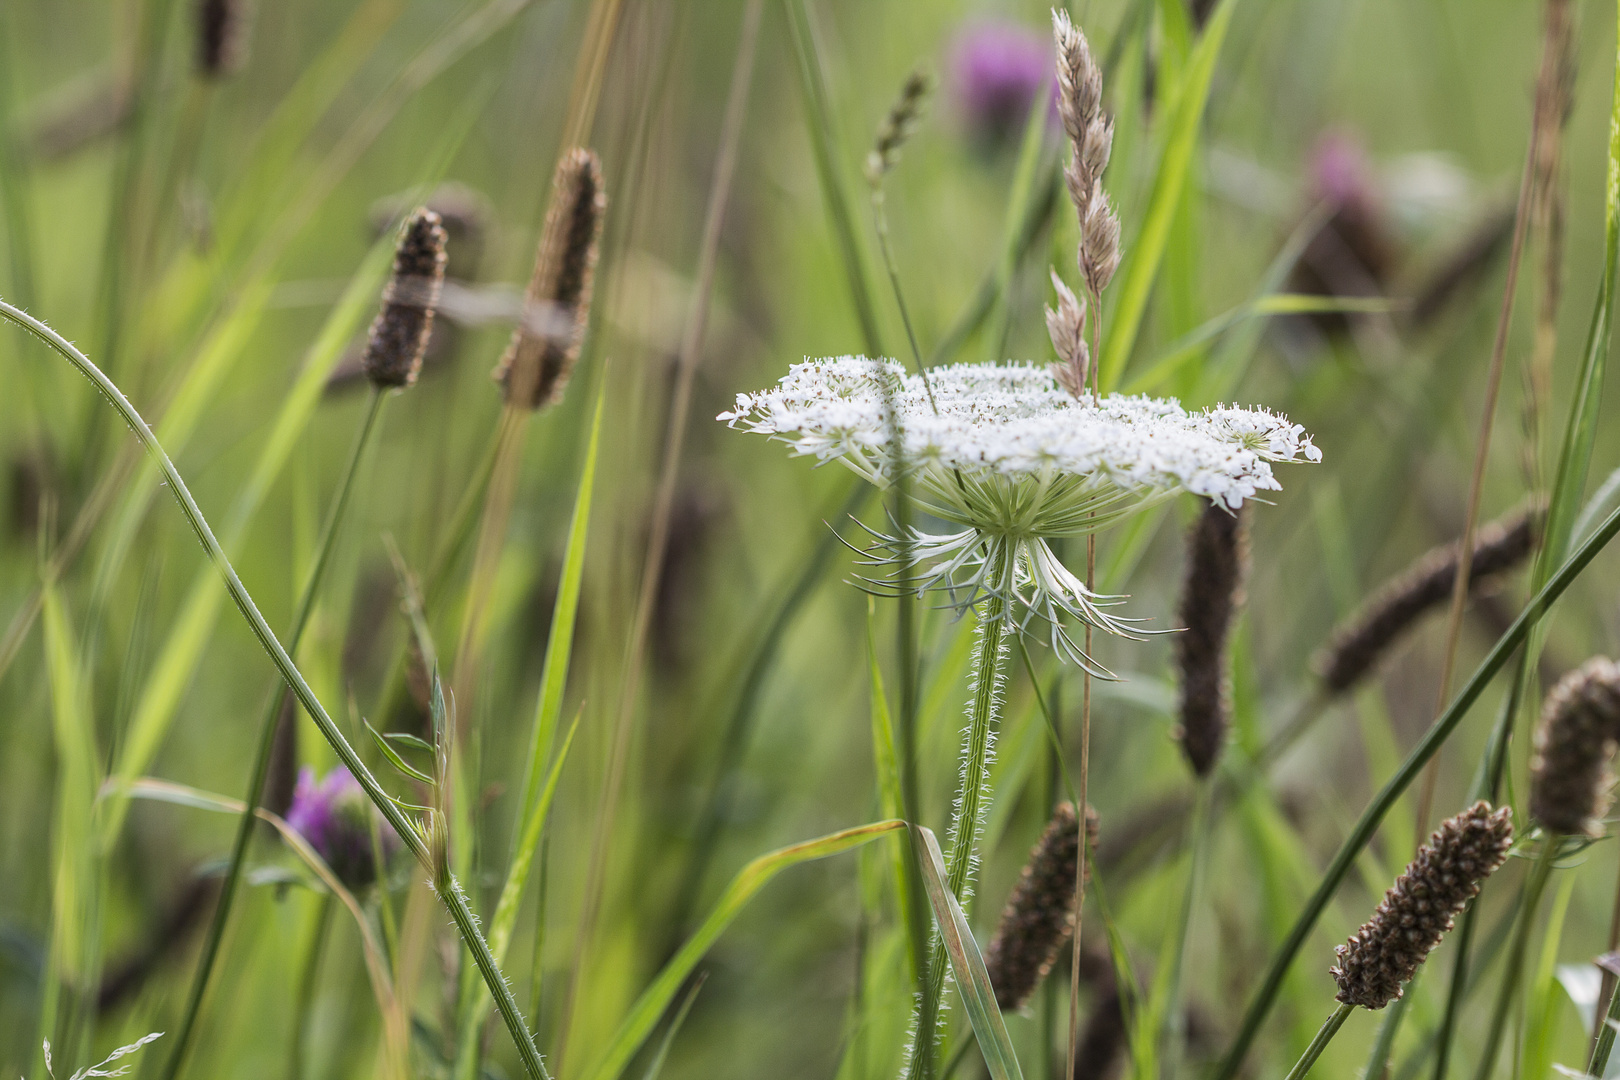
[1175,502,1249,778]
[984,801,1099,1011]
[197,0,251,78]
[496,147,606,410]
[1531,657,1620,836]
[1330,801,1513,1010]
[867,68,934,184]
[361,208,448,390]
[1314,500,1543,695]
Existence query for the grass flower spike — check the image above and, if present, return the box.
[361,207,448,389]
[1175,502,1248,777]
[1331,801,1512,1010]
[720,358,1319,670]
[1530,657,1620,836]
[984,801,1097,1010]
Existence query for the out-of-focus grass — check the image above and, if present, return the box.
[6,0,1620,1078]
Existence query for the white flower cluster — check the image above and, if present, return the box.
[718,357,1321,513]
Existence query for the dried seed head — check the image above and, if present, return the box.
[1174,502,1249,777]
[1314,501,1544,696]
[1331,801,1513,1010]
[985,802,1099,1011]
[361,208,448,389]
[496,148,606,409]
[196,0,251,78]
[1079,115,1114,189]
[371,182,491,282]
[1531,658,1620,836]
[1051,10,1101,148]
[867,68,935,184]
[1080,189,1121,295]
[1046,270,1089,398]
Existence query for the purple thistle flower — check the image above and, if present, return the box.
[285,766,399,891]
[950,20,1057,148]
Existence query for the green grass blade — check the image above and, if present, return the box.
[0,299,550,1079]
[514,376,606,845]
[639,973,707,1080]
[913,825,1024,1080]
[37,583,101,1070]
[782,0,886,358]
[582,820,906,1080]
[1210,495,1620,1080]
[99,234,393,846]
[1098,0,1236,391]
[454,707,583,1080]
[1524,873,1577,1080]
[1537,0,1620,582]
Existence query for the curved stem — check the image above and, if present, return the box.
[1212,492,1620,1080]
[0,298,550,1080]
[1284,1004,1355,1080]
[163,387,386,1080]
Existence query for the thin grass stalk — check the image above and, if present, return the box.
[288,895,336,1080]
[1414,0,1556,838]
[1424,660,1530,1080]
[1283,1004,1355,1080]
[1588,953,1620,1075]
[1158,779,1215,1078]
[160,387,387,1079]
[0,298,550,1080]
[554,6,760,1066]
[1470,840,1558,1080]
[661,481,869,956]
[782,0,885,359]
[1209,493,1620,1080]
[908,541,1012,1074]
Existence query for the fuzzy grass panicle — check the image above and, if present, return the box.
[866,68,934,184]
[984,801,1098,1010]
[1175,502,1248,777]
[496,147,606,410]
[1314,501,1543,695]
[1530,657,1620,836]
[1331,801,1513,1010]
[361,207,448,389]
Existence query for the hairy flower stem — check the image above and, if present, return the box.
[1284,1003,1355,1080]
[908,541,1011,1070]
[163,387,387,1080]
[1470,840,1557,1080]
[0,298,550,1080]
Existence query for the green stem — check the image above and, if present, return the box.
[163,387,386,1080]
[1160,779,1215,1078]
[1210,492,1620,1080]
[0,297,550,1080]
[907,540,1011,1074]
[1284,1004,1355,1080]
[288,895,336,1080]
[1588,934,1620,1076]
[1472,840,1559,1080]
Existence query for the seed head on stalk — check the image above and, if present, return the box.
[1331,801,1513,1009]
[1530,658,1620,836]
[361,208,448,390]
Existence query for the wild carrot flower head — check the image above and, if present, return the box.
[286,766,399,891]
[719,358,1319,670]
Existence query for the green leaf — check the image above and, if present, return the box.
[367,720,436,786]
[1099,0,1237,390]
[582,820,906,1080]
[639,973,707,1080]
[383,732,436,754]
[912,825,1024,1080]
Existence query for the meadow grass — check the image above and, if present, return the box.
[8,1,1620,1079]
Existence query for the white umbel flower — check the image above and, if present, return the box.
[719,357,1321,672]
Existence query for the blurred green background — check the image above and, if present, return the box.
[4,0,1620,1078]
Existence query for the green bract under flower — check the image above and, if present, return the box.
[719,358,1321,673]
